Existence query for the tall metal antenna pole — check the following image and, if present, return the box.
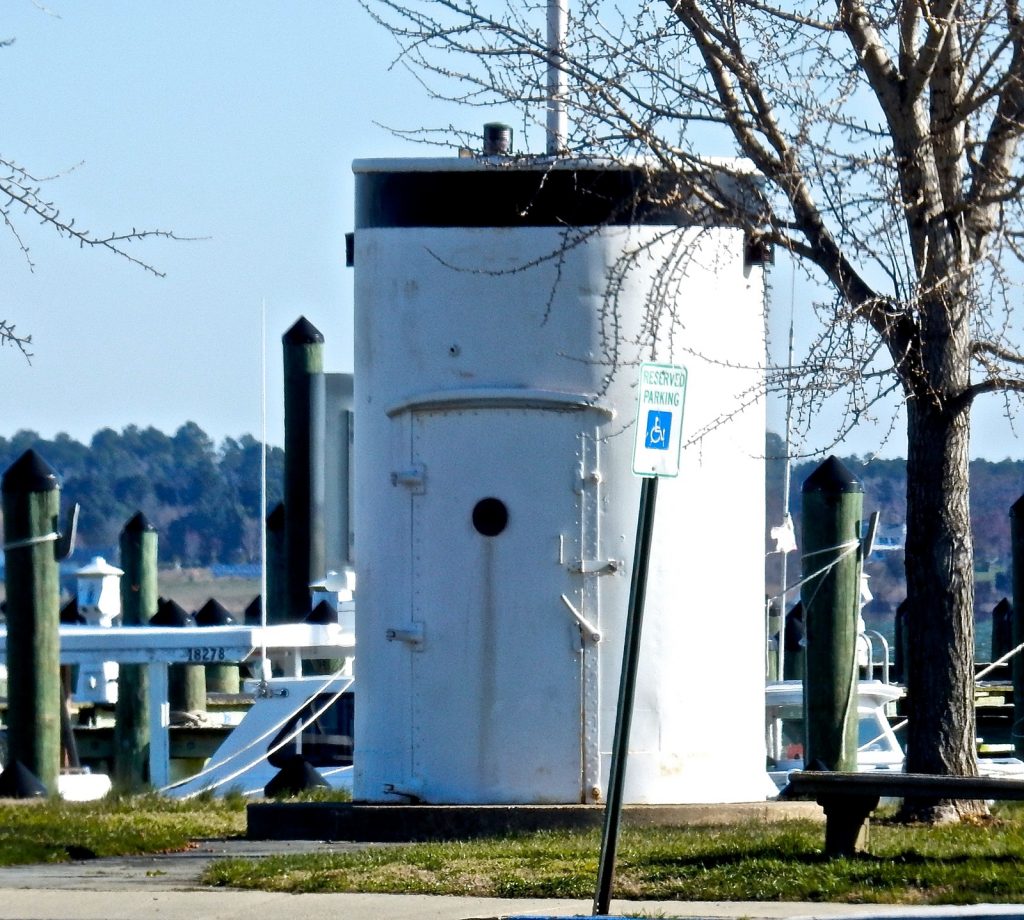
[259,298,270,681]
[777,301,796,680]
[546,0,568,155]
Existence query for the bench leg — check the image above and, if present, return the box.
[819,795,879,857]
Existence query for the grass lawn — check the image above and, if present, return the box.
[0,793,245,865]
[203,805,1024,905]
[6,795,1024,906]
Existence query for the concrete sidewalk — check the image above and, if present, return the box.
[0,839,1019,920]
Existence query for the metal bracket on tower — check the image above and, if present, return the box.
[383,779,423,802]
[390,464,426,493]
[560,594,601,645]
[569,558,620,576]
[386,622,425,647]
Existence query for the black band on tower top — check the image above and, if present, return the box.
[355,167,696,229]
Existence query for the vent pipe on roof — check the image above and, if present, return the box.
[483,122,513,156]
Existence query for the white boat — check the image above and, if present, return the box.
[0,759,112,802]
[164,673,354,799]
[56,769,113,802]
[766,678,1024,793]
[765,679,905,793]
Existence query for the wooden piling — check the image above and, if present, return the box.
[283,317,325,622]
[113,512,157,790]
[151,599,206,713]
[1,450,63,794]
[266,502,287,625]
[801,456,864,772]
[1010,495,1024,757]
[991,597,1013,665]
[195,599,240,693]
[782,602,805,680]
[893,598,910,684]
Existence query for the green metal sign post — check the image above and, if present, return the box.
[593,363,686,916]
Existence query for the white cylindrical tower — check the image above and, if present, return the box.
[352,155,769,804]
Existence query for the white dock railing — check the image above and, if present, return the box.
[0,622,356,788]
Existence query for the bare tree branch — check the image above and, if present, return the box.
[361,0,1024,810]
[0,152,198,352]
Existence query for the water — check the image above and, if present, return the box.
[863,609,997,666]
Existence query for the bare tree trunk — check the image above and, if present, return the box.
[902,396,984,821]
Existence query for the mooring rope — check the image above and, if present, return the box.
[766,538,861,606]
[3,531,59,551]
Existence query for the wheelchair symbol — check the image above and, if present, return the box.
[645,410,672,450]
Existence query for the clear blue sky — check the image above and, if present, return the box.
[2,2,432,449]
[2,2,1021,460]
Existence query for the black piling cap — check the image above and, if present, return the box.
[1012,494,1024,518]
[801,455,864,495]
[1,450,59,495]
[282,316,324,345]
[305,599,337,625]
[994,597,1013,618]
[0,760,48,798]
[122,512,156,535]
[195,599,235,626]
[244,596,263,626]
[266,502,286,530]
[151,598,192,627]
[263,754,329,798]
[60,598,85,625]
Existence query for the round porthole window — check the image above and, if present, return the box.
[472,497,508,537]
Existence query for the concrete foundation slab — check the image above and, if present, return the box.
[247,800,824,841]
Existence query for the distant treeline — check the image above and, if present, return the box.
[7,424,1024,588]
[0,424,284,566]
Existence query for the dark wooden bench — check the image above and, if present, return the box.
[780,770,1024,856]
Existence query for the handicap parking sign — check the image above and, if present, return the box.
[644,410,671,450]
[632,363,687,477]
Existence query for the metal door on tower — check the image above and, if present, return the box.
[407,407,588,803]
